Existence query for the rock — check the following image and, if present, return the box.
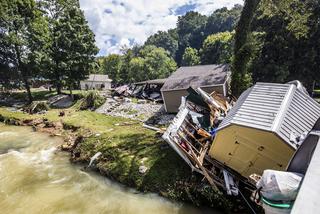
[124,98,131,103]
[61,144,71,151]
[59,111,65,117]
[139,165,148,174]
[137,99,147,104]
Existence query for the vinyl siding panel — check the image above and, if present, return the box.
[218,82,320,148]
[277,89,320,146]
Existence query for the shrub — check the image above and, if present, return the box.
[78,90,105,110]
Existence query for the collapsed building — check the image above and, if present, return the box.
[161,64,230,113]
[162,81,320,197]
[133,79,166,102]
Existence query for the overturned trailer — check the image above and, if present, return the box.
[162,81,320,196]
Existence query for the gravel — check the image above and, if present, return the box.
[95,97,175,125]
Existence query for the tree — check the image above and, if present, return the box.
[0,0,49,103]
[231,0,319,91]
[117,45,176,83]
[181,47,200,66]
[128,57,145,82]
[144,29,178,58]
[176,11,208,64]
[231,0,261,96]
[200,31,233,65]
[43,0,98,94]
[118,47,133,84]
[102,54,122,83]
[205,5,242,36]
[139,45,177,80]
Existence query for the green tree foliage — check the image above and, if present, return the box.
[200,31,233,65]
[181,47,200,66]
[176,11,208,64]
[43,0,98,94]
[112,45,176,83]
[144,29,178,58]
[128,57,145,82]
[119,47,133,84]
[231,0,260,96]
[0,0,49,102]
[142,5,242,66]
[205,5,242,36]
[100,54,122,83]
[232,0,319,92]
[136,45,176,82]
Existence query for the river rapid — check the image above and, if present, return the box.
[0,124,215,214]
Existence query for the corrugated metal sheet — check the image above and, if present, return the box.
[218,82,320,148]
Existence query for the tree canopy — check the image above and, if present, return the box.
[181,47,200,66]
[99,46,177,84]
[0,0,49,102]
[200,31,233,65]
[0,0,98,99]
[143,5,242,66]
[231,0,320,95]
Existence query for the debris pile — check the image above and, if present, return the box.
[113,79,165,102]
[132,79,166,102]
[162,87,241,193]
[162,81,320,213]
[48,94,74,108]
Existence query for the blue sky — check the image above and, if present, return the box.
[79,0,243,56]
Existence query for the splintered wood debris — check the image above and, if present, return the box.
[162,87,253,195]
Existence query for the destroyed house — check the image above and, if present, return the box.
[133,78,167,101]
[209,82,320,178]
[161,64,230,113]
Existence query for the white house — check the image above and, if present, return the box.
[80,74,112,90]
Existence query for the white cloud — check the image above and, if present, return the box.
[79,0,244,55]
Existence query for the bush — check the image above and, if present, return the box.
[78,90,105,110]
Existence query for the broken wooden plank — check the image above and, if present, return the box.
[189,147,220,192]
[142,124,164,133]
[177,131,201,154]
[197,128,211,138]
[199,141,210,165]
[181,125,205,147]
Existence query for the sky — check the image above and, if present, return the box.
[79,0,244,56]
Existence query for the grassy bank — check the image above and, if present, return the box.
[0,106,233,211]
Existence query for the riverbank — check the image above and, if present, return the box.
[0,106,236,212]
[0,124,215,214]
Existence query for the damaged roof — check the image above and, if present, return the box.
[218,82,320,148]
[161,64,229,91]
[85,74,112,82]
[135,78,167,85]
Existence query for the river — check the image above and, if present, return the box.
[0,124,215,214]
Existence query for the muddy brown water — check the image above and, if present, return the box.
[0,124,217,214]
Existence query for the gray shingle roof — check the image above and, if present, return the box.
[135,78,167,85]
[218,82,320,148]
[86,74,112,82]
[161,64,229,91]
